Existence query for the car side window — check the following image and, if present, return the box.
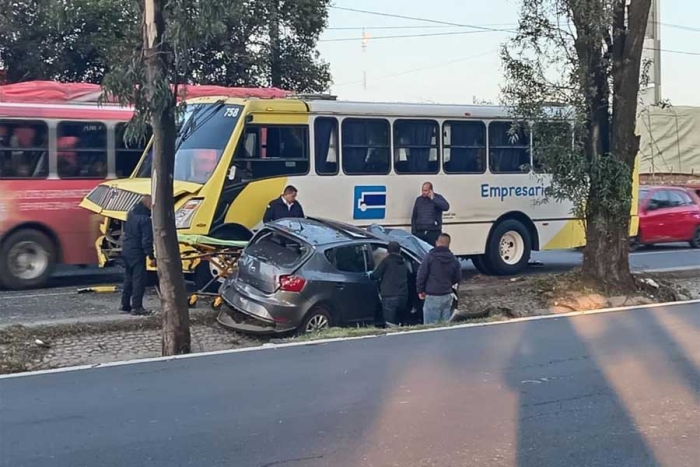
[647,190,670,210]
[325,245,368,273]
[669,190,693,207]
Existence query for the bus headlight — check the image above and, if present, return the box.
[175,199,202,229]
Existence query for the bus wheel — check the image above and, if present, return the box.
[0,229,56,290]
[471,255,492,275]
[485,219,532,276]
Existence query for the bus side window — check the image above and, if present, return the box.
[489,121,530,174]
[0,120,48,179]
[341,118,390,175]
[57,121,107,179]
[393,119,439,174]
[531,121,572,173]
[443,121,486,174]
[116,123,152,178]
[314,117,338,175]
[233,125,309,182]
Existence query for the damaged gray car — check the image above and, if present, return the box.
[217,217,458,335]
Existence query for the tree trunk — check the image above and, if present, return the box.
[576,0,652,291]
[269,0,282,88]
[143,0,191,355]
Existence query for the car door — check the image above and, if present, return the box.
[325,244,381,325]
[642,190,674,243]
[669,190,698,240]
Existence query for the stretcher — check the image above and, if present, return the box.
[178,234,248,310]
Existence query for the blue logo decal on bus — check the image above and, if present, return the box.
[354,186,386,220]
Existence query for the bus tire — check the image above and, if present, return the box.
[0,229,56,290]
[471,255,492,275]
[485,219,532,276]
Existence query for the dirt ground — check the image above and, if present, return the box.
[1,271,697,375]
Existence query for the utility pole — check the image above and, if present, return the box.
[361,27,370,91]
[143,0,192,356]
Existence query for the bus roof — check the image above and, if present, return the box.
[0,81,290,104]
[195,96,518,119]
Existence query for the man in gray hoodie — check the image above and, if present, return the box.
[411,182,450,246]
[417,233,461,324]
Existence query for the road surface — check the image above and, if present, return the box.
[1,302,698,467]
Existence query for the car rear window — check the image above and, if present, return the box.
[245,230,309,267]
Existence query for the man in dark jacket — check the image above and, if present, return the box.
[371,241,409,327]
[411,182,450,246]
[417,233,461,324]
[120,196,154,315]
[263,185,305,223]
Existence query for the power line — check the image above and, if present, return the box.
[648,47,700,56]
[327,24,517,31]
[658,22,700,33]
[320,29,514,43]
[328,6,512,33]
[333,50,498,88]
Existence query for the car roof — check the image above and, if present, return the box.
[265,217,380,247]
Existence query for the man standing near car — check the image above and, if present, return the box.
[371,241,409,328]
[411,182,450,246]
[120,195,155,316]
[417,233,461,324]
[264,185,305,223]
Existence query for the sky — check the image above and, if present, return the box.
[317,0,700,106]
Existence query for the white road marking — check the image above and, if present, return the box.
[0,291,75,301]
[1,298,698,381]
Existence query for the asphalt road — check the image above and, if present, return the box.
[1,302,698,467]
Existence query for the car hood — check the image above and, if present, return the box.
[366,224,433,260]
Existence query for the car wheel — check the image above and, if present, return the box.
[0,229,56,290]
[298,306,333,335]
[690,226,700,249]
[485,219,532,276]
[471,255,492,275]
[629,235,642,252]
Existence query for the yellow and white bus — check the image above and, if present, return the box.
[80,96,639,285]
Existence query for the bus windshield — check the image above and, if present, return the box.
[136,103,243,184]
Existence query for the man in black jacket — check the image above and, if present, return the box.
[417,233,461,324]
[411,182,450,246]
[120,196,154,315]
[371,241,409,327]
[263,185,305,223]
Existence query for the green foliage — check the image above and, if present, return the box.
[0,0,331,94]
[501,0,638,223]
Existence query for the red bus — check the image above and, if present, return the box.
[0,81,288,289]
[0,92,144,289]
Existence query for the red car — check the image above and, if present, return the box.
[636,185,700,249]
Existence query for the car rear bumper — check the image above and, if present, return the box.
[218,281,303,334]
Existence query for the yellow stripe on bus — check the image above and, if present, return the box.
[224,177,289,228]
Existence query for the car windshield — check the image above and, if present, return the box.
[136,103,243,184]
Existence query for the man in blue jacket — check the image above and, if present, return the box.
[120,196,154,315]
[264,185,305,223]
[411,182,450,246]
[417,233,461,324]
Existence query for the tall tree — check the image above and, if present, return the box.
[501,0,652,290]
[0,0,331,92]
[102,0,228,355]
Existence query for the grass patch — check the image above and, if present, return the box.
[289,315,505,343]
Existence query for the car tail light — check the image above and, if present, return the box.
[279,275,306,292]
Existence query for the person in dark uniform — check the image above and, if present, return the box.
[263,185,305,223]
[120,195,155,315]
[411,182,450,246]
[371,241,409,327]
